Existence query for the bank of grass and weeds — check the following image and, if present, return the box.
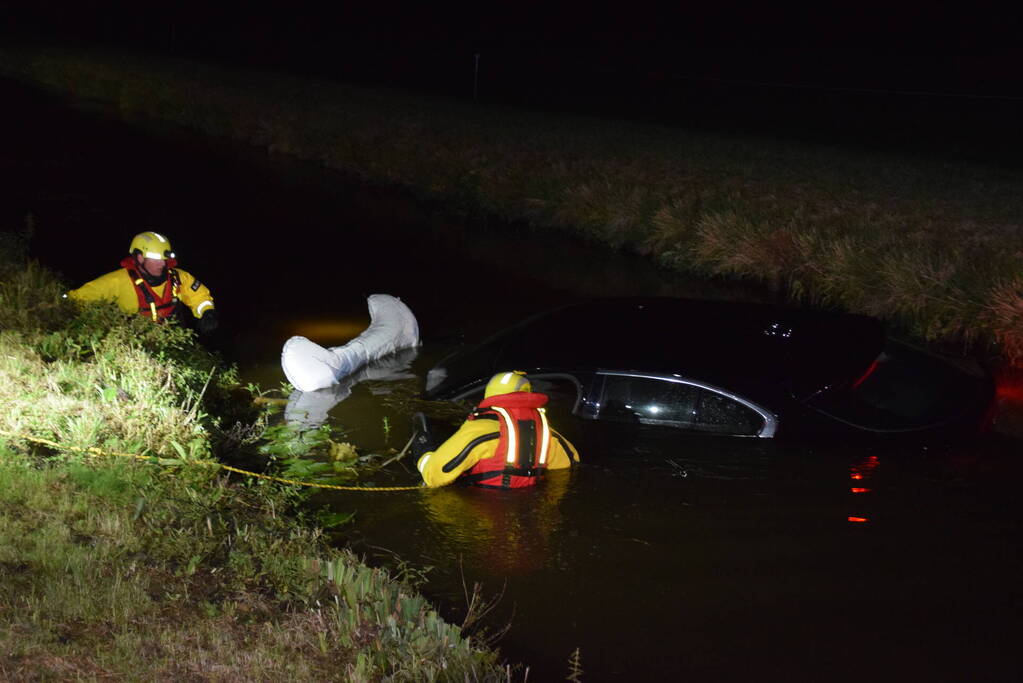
[1,42,1022,361]
[0,241,511,680]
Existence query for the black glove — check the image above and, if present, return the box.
[197,310,219,335]
[409,412,436,459]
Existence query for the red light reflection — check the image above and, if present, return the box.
[850,455,880,480]
[848,456,878,524]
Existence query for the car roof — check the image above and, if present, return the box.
[429,297,885,404]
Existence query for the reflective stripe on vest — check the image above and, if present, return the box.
[489,406,518,464]
[127,268,180,321]
[489,404,550,467]
[538,407,550,465]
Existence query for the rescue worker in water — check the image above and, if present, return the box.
[67,231,218,333]
[416,371,580,488]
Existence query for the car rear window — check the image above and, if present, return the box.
[807,341,976,430]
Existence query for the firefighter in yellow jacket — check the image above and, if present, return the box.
[67,231,218,333]
[416,371,580,489]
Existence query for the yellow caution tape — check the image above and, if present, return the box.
[0,428,422,492]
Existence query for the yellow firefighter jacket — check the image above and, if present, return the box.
[68,263,214,321]
[416,408,580,488]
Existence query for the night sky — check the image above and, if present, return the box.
[3,1,1022,160]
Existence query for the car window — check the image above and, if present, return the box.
[596,375,697,425]
[696,391,763,435]
[451,374,583,415]
[529,375,584,415]
[594,374,764,436]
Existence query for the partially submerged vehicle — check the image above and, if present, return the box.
[424,298,995,442]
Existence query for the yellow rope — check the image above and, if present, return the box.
[215,464,422,492]
[0,428,422,492]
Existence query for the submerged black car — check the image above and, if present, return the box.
[424,298,994,441]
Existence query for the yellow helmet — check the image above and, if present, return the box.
[484,371,532,398]
[129,231,175,260]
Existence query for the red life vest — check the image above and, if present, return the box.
[462,392,553,489]
[120,256,181,321]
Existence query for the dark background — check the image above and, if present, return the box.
[2,1,1023,162]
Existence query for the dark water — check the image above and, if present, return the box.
[4,79,1021,682]
[333,442,1022,681]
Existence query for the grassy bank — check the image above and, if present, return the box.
[2,43,1021,361]
[0,236,509,680]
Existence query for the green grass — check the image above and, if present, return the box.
[2,42,1021,360]
[0,451,505,681]
[0,257,226,460]
[0,241,512,680]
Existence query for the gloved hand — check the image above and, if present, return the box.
[197,310,219,335]
[409,412,435,459]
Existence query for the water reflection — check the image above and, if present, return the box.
[421,470,571,576]
[284,347,420,429]
[285,318,371,346]
[332,437,1023,681]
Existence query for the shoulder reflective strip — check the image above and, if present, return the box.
[149,302,157,321]
[537,407,551,465]
[489,405,517,463]
[196,300,213,315]
[417,453,430,473]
